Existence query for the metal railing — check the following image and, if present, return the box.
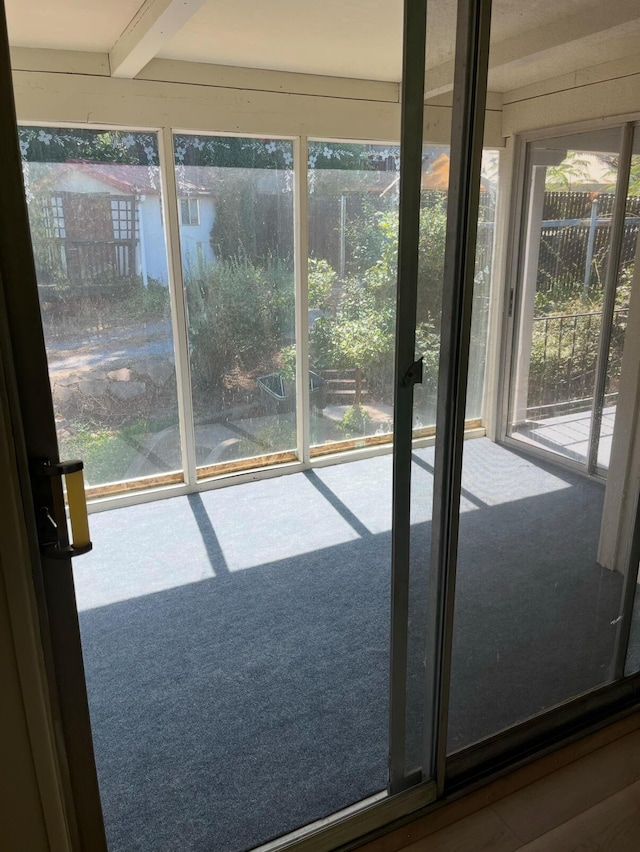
[527,308,628,416]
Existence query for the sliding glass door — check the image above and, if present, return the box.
[7,1,538,849]
[507,125,637,475]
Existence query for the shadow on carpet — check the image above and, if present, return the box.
[77,448,623,852]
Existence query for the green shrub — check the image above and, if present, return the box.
[125,279,171,321]
[308,202,448,405]
[308,258,336,309]
[186,257,294,392]
[338,404,372,438]
[277,344,297,383]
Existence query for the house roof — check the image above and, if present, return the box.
[30,162,213,196]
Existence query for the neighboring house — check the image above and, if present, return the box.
[28,161,216,289]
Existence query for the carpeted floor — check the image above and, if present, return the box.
[73,438,625,852]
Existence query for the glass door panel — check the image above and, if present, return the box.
[400,0,495,783]
[469,122,640,746]
[20,127,182,492]
[307,141,399,454]
[173,134,297,477]
[72,133,394,849]
[406,149,498,772]
[508,128,622,466]
[447,122,640,751]
[596,140,640,471]
[450,430,627,750]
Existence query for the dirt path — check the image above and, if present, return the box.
[45,320,175,381]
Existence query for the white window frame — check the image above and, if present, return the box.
[180,196,199,226]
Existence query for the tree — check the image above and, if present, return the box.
[311,278,394,404]
[308,200,448,408]
[20,127,159,165]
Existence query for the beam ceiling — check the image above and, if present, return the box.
[109,0,208,78]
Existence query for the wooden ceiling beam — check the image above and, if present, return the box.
[110,0,208,79]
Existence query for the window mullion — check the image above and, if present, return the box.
[294,135,311,465]
[389,0,428,794]
[158,126,198,486]
[425,0,493,793]
[587,123,634,473]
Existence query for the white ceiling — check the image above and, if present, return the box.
[6,0,640,93]
[158,0,404,82]
[6,0,143,53]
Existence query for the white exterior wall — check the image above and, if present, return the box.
[138,195,170,284]
[177,196,215,278]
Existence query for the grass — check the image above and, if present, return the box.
[59,416,177,487]
[60,426,139,487]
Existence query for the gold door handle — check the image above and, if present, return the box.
[38,460,92,558]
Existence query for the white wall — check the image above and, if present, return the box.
[139,195,171,284]
[177,196,215,278]
[9,51,505,148]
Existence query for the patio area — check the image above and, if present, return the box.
[74,437,623,852]
[511,406,616,468]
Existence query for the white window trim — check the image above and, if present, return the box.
[180,196,200,226]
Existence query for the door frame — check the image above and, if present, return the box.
[497,115,640,479]
[0,4,107,848]
[0,278,72,850]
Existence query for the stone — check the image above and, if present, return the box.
[107,367,135,382]
[109,381,146,401]
[56,374,81,387]
[135,359,174,387]
[78,378,108,397]
[53,385,75,404]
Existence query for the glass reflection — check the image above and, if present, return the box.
[174,133,296,476]
[21,126,181,489]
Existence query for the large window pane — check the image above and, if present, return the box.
[173,134,296,476]
[21,126,181,490]
[412,149,497,432]
[508,129,622,465]
[307,142,399,451]
[306,143,496,458]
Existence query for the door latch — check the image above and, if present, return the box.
[401,356,424,388]
[36,459,93,558]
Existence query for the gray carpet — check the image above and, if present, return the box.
[73,438,624,852]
